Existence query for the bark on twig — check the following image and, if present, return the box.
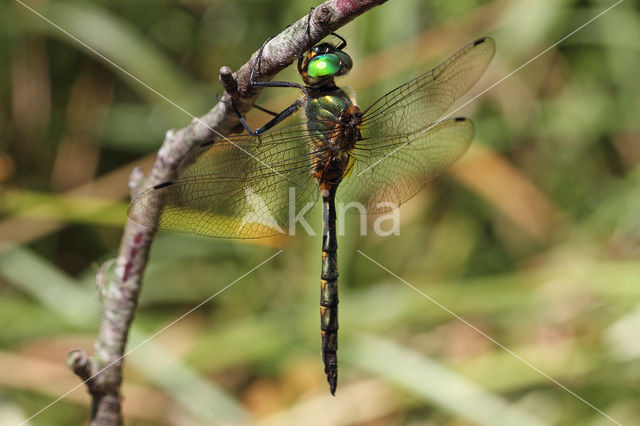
[67,0,388,424]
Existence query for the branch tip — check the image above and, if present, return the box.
[219,66,238,96]
[67,349,95,382]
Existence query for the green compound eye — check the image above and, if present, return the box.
[308,54,341,78]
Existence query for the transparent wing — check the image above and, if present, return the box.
[129,38,495,233]
[128,123,321,239]
[337,37,494,212]
[359,37,495,136]
[338,118,474,212]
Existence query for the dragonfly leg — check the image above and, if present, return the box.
[303,7,313,55]
[249,37,271,86]
[228,31,306,136]
[330,32,347,50]
[218,92,280,118]
[250,80,304,90]
[249,37,304,91]
[253,104,279,116]
[231,97,303,136]
[296,8,314,72]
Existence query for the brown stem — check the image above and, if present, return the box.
[66,0,389,424]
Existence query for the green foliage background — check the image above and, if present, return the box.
[1,0,639,424]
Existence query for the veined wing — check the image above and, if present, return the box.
[338,118,474,213]
[128,122,321,239]
[359,37,495,137]
[336,38,494,212]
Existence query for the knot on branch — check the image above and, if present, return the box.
[316,4,333,25]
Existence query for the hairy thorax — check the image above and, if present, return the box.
[305,86,362,187]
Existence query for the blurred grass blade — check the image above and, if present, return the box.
[451,143,566,242]
[344,334,549,426]
[16,1,205,120]
[604,304,640,361]
[0,247,98,324]
[129,329,252,425]
[0,247,249,424]
[0,189,128,227]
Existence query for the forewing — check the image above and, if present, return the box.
[128,123,320,239]
[359,37,495,137]
[336,38,494,212]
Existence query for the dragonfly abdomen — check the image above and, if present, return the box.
[320,184,339,395]
[308,88,363,395]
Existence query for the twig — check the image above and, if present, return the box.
[66,0,388,424]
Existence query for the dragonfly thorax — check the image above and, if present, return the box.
[306,86,361,186]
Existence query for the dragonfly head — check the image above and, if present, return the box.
[300,42,353,87]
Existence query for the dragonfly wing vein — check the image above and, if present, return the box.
[360,37,495,136]
[128,126,324,238]
[339,118,474,213]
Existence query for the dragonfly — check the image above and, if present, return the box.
[129,31,495,395]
